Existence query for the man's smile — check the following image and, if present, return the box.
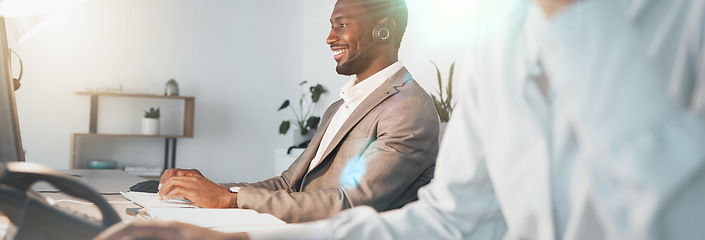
[331,45,350,62]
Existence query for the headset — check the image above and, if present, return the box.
[342,2,395,67]
[372,3,394,42]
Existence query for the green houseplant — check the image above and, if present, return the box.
[277,81,327,143]
[144,107,160,119]
[142,107,160,135]
[429,61,455,123]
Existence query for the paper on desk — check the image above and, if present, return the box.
[137,208,286,228]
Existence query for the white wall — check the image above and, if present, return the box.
[9,0,474,183]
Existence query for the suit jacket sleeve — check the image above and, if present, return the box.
[219,176,290,191]
[235,78,439,223]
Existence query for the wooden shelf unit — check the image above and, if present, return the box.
[71,92,195,169]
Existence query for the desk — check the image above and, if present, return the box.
[33,169,145,222]
[1,169,285,239]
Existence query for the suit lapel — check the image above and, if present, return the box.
[309,67,413,172]
[291,100,344,187]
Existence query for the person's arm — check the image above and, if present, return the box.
[542,0,705,238]
[157,167,304,208]
[220,149,319,191]
[94,221,250,240]
[236,86,440,223]
[158,141,315,208]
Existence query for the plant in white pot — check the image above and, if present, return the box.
[277,81,327,148]
[429,61,456,141]
[142,107,160,135]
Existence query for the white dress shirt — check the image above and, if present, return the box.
[308,61,403,171]
[250,0,705,239]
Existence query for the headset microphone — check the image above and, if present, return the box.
[341,40,378,67]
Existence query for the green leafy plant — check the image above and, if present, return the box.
[430,61,455,122]
[278,81,327,135]
[144,107,160,119]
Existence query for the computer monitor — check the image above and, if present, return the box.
[0,20,24,164]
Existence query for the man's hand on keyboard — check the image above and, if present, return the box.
[159,168,203,187]
[158,168,231,208]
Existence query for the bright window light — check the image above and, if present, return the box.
[440,0,473,12]
[0,0,85,17]
[407,0,477,47]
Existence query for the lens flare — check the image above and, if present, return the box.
[340,156,368,189]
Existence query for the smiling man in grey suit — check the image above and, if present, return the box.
[156,0,438,223]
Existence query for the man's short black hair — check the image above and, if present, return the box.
[360,0,408,50]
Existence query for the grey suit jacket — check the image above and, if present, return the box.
[223,67,439,223]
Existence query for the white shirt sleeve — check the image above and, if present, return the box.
[541,0,705,239]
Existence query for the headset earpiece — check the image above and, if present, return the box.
[372,5,394,42]
[372,23,392,42]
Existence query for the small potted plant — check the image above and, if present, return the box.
[429,61,456,139]
[165,79,179,96]
[278,81,327,147]
[142,107,160,135]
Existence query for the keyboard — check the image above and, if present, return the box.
[121,191,197,208]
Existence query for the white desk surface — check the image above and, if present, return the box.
[1,169,286,239]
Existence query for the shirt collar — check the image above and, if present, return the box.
[340,61,403,103]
